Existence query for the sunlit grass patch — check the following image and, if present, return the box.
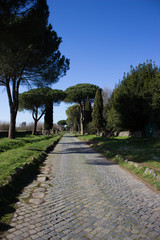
[0,134,61,187]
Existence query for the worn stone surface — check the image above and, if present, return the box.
[2,134,160,240]
[32,192,45,199]
[29,198,44,205]
[37,176,49,182]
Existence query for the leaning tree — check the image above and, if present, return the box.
[0,0,69,138]
[65,84,99,135]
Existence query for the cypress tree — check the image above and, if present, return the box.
[85,96,92,124]
[43,89,66,131]
[44,100,53,131]
[92,89,104,135]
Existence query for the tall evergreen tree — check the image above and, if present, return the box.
[92,89,104,135]
[85,97,92,125]
[44,99,53,130]
[44,89,66,131]
[109,60,159,131]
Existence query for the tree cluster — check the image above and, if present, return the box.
[19,88,66,134]
[105,60,160,133]
[65,84,104,135]
[19,83,105,136]
[65,84,100,135]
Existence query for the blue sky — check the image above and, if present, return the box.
[0,0,160,125]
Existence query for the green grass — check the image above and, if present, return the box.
[78,135,160,169]
[0,134,56,153]
[77,134,160,190]
[0,134,61,187]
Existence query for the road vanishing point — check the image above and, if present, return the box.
[2,134,160,240]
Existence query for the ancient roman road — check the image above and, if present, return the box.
[2,134,160,240]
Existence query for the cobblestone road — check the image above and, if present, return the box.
[2,134,160,240]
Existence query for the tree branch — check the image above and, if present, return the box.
[37,109,45,122]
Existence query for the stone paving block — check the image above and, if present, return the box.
[2,134,160,240]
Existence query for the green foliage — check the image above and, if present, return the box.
[44,99,53,130]
[49,89,66,103]
[43,89,66,130]
[151,72,160,123]
[66,104,80,132]
[57,120,67,126]
[106,107,122,131]
[19,88,66,132]
[0,0,69,86]
[0,0,69,138]
[65,84,99,135]
[19,88,47,112]
[19,88,47,134]
[85,97,92,124]
[92,89,104,134]
[0,134,61,187]
[106,60,159,131]
[65,84,98,104]
[85,122,96,134]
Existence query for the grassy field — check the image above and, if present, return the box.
[77,134,160,190]
[0,134,61,188]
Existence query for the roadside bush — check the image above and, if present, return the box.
[85,122,97,134]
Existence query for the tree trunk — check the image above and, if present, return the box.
[5,73,21,139]
[32,119,38,135]
[8,108,17,139]
[77,123,80,133]
[6,76,19,139]
[97,128,100,136]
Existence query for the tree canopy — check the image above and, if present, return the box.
[105,60,160,133]
[65,84,98,104]
[19,87,66,134]
[57,120,67,126]
[66,104,80,132]
[19,88,47,134]
[65,84,99,135]
[0,0,69,138]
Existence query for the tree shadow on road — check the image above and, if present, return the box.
[0,160,43,236]
[50,147,96,154]
[85,159,116,166]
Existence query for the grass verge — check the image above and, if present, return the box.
[0,134,61,187]
[77,134,160,191]
[0,133,63,234]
